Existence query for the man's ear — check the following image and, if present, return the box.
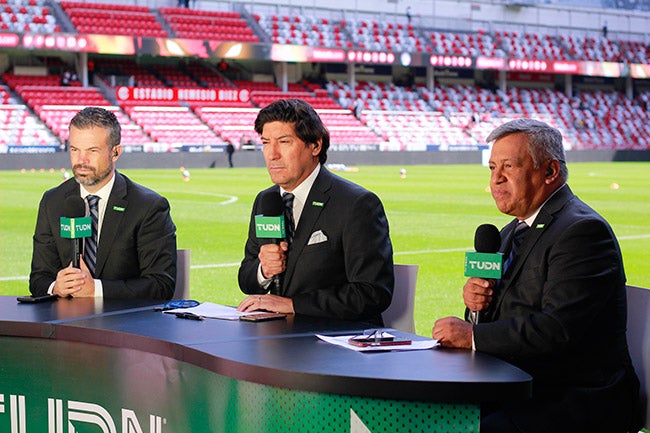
[544,159,560,183]
[311,139,322,155]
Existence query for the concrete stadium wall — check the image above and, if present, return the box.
[2,150,649,171]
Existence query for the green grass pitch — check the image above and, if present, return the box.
[1,162,648,336]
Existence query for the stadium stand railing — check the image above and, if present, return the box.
[60,1,166,37]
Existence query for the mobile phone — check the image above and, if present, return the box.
[239,312,287,322]
[348,337,412,347]
[349,334,395,343]
[17,294,58,303]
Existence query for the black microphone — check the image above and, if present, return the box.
[464,224,502,324]
[256,191,286,292]
[474,224,501,255]
[63,196,87,268]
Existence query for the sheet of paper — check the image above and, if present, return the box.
[164,302,269,320]
[316,334,438,352]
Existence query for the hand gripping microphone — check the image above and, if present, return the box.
[464,224,502,324]
[61,196,92,268]
[254,191,287,292]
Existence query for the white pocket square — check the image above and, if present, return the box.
[308,230,328,245]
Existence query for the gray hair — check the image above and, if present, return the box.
[486,118,568,181]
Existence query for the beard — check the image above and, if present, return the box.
[73,163,113,187]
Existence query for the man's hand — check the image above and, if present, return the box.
[237,294,294,314]
[432,316,473,349]
[259,242,288,279]
[463,277,496,312]
[52,259,95,297]
[52,261,84,297]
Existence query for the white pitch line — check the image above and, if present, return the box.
[190,262,241,269]
[158,190,238,205]
[0,276,28,281]
[3,234,649,281]
[395,247,469,255]
[618,233,650,240]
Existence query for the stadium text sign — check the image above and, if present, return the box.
[116,86,250,103]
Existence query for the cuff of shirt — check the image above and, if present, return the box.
[257,264,272,289]
[471,328,476,351]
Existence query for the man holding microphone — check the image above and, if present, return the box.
[29,107,177,299]
[433,118,639,433]
[237,99,393,325]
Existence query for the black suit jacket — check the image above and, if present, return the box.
[473,185,639,432]
[30,172,177,299]
[238,167,394,324]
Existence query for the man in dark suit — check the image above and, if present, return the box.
[237,99,393,324]
[30,107,177,299]
[433,118,639,433]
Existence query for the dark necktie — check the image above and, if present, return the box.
[503,221,529,275]
[84,195,100,276]
[282,192,295,245]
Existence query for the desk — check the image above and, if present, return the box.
[0,296,531,432]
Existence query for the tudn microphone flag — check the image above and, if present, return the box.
[61,196,91,268]
[254,192,286,240]
[464,224,503,279]
[254,191,286,292]
[465,224,502,324]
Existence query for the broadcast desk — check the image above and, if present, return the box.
[0,296,532,432]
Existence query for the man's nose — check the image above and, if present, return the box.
[265,142,280,159]
[491,168,504,183]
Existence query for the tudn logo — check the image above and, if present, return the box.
[0,394,165,433]
[467,260,501,271]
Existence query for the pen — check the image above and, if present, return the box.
[175,312,204,321]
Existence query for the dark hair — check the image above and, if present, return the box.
[69,107,121,149]
[254,99,330,164]
[486,118,568,181]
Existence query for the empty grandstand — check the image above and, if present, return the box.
[0,0,648,160]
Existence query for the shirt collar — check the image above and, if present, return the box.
[80,171,116,203]
[522,183,566,227]
[279,163,320,204]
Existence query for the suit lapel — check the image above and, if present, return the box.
[94,173,127,276]
[282,169,332,290]
[493,185,574,315]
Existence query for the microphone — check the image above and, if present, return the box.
[60,196,92,268]
[464,224,502,324]
[254,191,286,292]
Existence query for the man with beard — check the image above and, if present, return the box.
[29,107,177,299]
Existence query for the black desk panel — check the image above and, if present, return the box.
[60,307,371,345]
[187,333,530,402]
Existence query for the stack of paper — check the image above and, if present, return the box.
[164,302,267,320]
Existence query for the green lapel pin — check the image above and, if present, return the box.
[535,224,545,229]
[312,201,324,207]
[113,206,125,212]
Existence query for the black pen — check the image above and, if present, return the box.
[174,312,204,321]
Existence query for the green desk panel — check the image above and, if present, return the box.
[0,337,478,433]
